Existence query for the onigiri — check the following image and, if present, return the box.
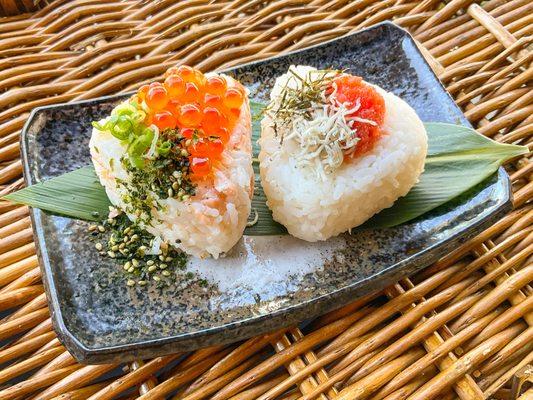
[259,65,428,241]
[90,66,253,258]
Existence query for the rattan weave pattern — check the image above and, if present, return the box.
[0,1,531,399]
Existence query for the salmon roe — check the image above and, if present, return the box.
[145,83,168,110]
[191,157,210,176]
[331,75,385,156]
[136,65,246,178]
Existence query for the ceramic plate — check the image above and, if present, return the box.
[22,22,512,363]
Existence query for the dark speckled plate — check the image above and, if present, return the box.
[22,22,512,364]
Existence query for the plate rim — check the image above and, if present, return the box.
[20,21,513,363]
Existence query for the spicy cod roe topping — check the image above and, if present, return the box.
[136,66,245,179]
[331,75,385,156]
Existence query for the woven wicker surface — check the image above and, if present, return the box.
[0,0,42,17]
[0,1,531,399]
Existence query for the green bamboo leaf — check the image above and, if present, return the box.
[3,166,111,221]
[245,101,287,234]
[246,107,527,232]
[365,122,528,228]
[2,101,527,235]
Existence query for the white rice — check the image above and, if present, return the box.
[259,65,428,242]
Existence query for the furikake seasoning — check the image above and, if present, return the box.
[91,117,201,287]
[116,128,196,226]
[88,212,195,288]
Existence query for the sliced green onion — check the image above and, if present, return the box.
[133,110,146,124]
[157,141,172,156]
[92,121,106,130]
[114,103,137,117]
[92,100,170,170]
[129,155,145,169]
[129,138,148,156]
[142,127,154,138]
[143,129,155,145]
[129,130,154,156]
[110,116,133,140]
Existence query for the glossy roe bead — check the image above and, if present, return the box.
[153,111,177,130]
[202,107,222,128]
[224,87,243,109]
[137,84,149,100]
[205,76,227,95]
[145,86,168,110]
[181,127,195,139]
[178,104,202,127]
[177,65,206,88]
[190,157,210,177]
[182,82,200,103]
[204,94,222,108]
[164,75,186,98]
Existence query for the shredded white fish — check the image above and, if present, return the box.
[146,124,160,159]
[271,76,378,180]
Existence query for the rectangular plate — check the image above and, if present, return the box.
[22,22,512,363]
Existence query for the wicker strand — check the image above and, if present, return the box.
[0,0,531,399]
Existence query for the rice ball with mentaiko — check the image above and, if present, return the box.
[259,65,428,242]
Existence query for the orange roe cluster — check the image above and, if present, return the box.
[331,75,385,156]
[135,66,245,178]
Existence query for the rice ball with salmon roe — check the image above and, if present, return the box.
[259,65,428,241]
[90,66,253,258]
